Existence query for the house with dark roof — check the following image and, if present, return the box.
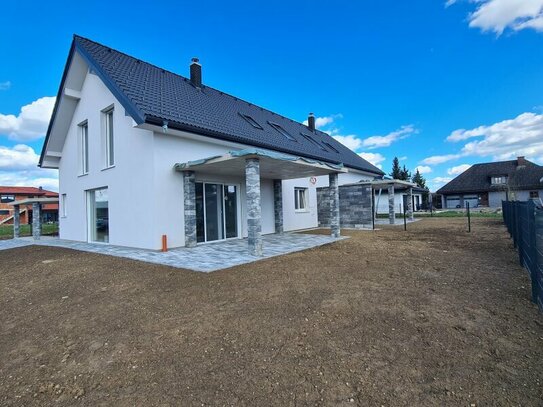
[40,35,384,252]
[436,157,543,209]
[0,187,58,225]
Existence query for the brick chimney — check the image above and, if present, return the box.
[517,156,528,167]
[190,57,202,88]
[307,112,316,132]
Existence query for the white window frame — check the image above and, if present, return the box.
[491,176,506,185]
[294,187,308,212]
[61,194,67,217]
[103,106,115,168]
[79,120,89,175]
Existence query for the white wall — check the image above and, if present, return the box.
[374,190,423,214]
[489,191,507,208]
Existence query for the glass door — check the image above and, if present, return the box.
[88,187,109,243]
[195,182,238,243]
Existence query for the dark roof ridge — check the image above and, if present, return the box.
[73,34,330,138]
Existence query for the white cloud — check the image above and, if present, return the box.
[0,170,58,191]
[415,165,432,174]
[421,153,462,165]
[450,0,543,35]
[0,144,40,170]
[431,176,453,187]
[447,164,472,175]
[0,81,11,91]
[0,96,55,141]
[398,156,408,161]
[333,134,362,151]
[450,112,543,162]
[361,125,417,149]
[358,152,386,169]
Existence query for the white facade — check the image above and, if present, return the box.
[374,189,424,214]
[56,67,379,250]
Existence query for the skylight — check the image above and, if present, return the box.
[322,141,339,153]
[239,113,263,129]
[268,122,296,141]
[300,132,327,151]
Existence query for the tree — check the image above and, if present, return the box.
[389,157,402,179]
[399,165,411,181]
[412,169,426,189]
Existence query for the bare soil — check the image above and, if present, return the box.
[0,218,542,406]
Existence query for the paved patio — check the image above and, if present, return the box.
[0,233,345,272]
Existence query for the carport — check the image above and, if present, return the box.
[9,197,59,240]
[371,179,417,224]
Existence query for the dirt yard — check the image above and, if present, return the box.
[0,218,542,406]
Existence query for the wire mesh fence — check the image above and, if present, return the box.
[502,200,543,313]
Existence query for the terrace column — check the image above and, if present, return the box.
[388,185,395,224]
[183,171,197,248]
[273,179,283,234]
[13,204,20,238]
[246,158,263,256]
[32,202,41,240]
[407,187,414,220]
[329,173,340,238]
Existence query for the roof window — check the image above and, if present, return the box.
[268,122,296,141]
[322,141,339,153]
[300,132,327,151]
[239,113,263,129]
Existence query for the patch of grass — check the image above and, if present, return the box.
[0,223,59,239]
[415,211,501,218]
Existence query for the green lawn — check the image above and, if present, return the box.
[376,211,502,219]
[0,223,59,239]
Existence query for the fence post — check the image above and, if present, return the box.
[467,201,471,233]
[528,201,538,303]
[403,203,407,231]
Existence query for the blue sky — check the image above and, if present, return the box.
[1,0,543,191]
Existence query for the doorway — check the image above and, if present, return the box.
[88,187,109,243]
[195,182,239,243]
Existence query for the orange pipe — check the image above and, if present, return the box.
[161,234,168,252]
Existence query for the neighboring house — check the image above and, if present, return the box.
[437,157,543,209]
[374,185,427,214]
[39,35,384,251]
[0,187,59,225]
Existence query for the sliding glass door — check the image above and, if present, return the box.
[195,182,238,243]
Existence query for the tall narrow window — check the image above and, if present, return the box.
[79,121,89,174]
[61,194,67,217]
[104,108,115,167]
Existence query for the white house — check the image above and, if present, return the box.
[40,35,383,254]
[374,185,426,215]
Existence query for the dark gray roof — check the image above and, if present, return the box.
[53,35,383,175]
[437,158,543,195]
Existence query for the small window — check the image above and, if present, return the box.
[294,187,308,211]
[530,191,539,199]
[322,141,339,153]
[0,209,10,215]
[79,121,89,174]
[300,132,327,151]
[103,108,115,167]
[61,194,67,217]
[491,176,507,185]
[268,122,296,141]
[0,195,15,203]
[239,113,263,129]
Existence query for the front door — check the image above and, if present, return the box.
[195,182,238,243]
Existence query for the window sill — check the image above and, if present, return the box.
[295,209,309,213]
[101,165,116,172]
[78,173,89,178]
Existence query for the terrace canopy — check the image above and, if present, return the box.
[174,148,346,255]
[9,197,59,240]
[370,179,417,224]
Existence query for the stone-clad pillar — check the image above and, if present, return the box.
[183,171,197,248]
[13,204,20,238]
[246,158,262,256]
[406,187,414,220]
[273,179,283,234]
[388,185,395,224]
[329,173,340,238]
[32,202,41,240]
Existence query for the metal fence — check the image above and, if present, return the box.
[502,200,543,312]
